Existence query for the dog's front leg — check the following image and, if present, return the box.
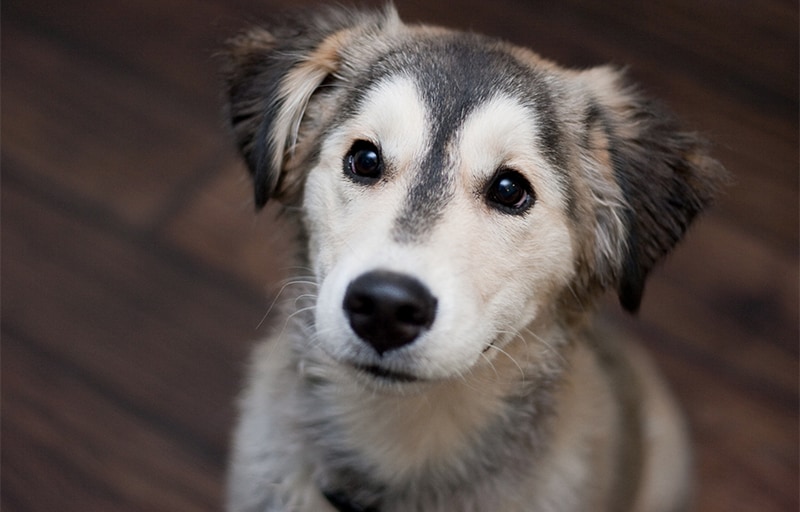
[226,339,334,512]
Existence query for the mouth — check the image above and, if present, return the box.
[354,363,420,383]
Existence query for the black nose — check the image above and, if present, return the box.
[343,271,437,355]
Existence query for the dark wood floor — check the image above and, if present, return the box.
[2,0,797,510]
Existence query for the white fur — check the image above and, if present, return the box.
[305,83,575,385]
[226,17,697,510]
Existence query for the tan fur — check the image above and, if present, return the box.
[221,6,725,512]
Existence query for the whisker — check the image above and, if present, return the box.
[270,305,319,349]
[258,279,318,329]
[483,342,526,382]
[522,327,567,366]
[478,351,501,380]
[450,364,491,396]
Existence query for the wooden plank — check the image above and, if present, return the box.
[651,214,798,354]
[1,171,268,469]
[2,19,227,229]
[651,336,798,512]
[159,159,299,291]
[2,334,222,512]
[3,0,242,107]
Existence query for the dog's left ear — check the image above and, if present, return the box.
[577,67,727,312]
[221,6,401,208]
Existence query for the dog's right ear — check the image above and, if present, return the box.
[221,6,401,208]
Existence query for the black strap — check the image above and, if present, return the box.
[322,490,379,512]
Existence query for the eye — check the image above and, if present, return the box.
[344,140,383,183]
[485,169,535,214]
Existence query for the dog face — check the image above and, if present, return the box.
[305,74,576,380]
[223,6,724,384]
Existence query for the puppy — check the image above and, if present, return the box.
[221,6,725,512]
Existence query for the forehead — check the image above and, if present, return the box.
[371,37,532,120]
[332,35,570,242]
[342,34,564,170]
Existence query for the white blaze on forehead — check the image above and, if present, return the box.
[347,76,428,161]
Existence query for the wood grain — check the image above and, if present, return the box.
[2,0,797,510]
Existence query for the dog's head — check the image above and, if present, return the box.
[223,6,725,384]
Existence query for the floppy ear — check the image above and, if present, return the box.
[578,67,727,312]
[221,6,401,208]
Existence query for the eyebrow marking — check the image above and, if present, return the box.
[335,35,568,243]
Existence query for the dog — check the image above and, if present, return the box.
[220,5,726,512]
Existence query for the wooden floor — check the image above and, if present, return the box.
[2,0,797,510]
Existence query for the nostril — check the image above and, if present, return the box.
[343,270,437,355]
[397,304,418,324]
[345,293,374,316]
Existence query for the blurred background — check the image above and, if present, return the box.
[2,0,797,511]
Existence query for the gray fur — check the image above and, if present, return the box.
[222,5,726,512]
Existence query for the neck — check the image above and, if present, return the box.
[300,325,569,510]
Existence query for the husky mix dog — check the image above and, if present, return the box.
[221,6,725,512]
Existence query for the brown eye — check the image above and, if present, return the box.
[345,140,383,183]
[486,169,535,214]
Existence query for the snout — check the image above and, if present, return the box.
[343,270,437,355]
